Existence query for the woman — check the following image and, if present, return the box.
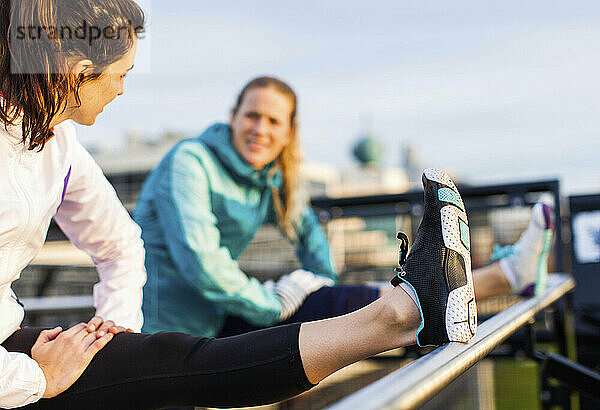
[134,76,554,338]
[0,0,483,408]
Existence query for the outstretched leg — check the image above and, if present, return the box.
[299,285,419,383]
[473,201,554,300]
[4,324,313,409]
[5,288,420,410]
[473,262,512,300]
[219,285,380,337]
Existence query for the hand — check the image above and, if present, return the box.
[31,323,114,398]
[275,270,335,321]
[285,269,335,294]
[86,316,133,338]
[262,279,275,292]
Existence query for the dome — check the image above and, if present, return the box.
[352,137,383,165]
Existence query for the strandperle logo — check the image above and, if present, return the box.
[14,20,144,46]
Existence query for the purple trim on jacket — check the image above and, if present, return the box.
[56,166,72,212]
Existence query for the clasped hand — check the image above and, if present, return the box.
[31,316,132,398]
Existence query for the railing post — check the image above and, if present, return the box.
[539,291,580,410]
[524,318,536,359]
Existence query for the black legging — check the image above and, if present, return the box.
[2,324,314,410]
[219,285,379,337]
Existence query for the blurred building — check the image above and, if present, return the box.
[92,130,411,201]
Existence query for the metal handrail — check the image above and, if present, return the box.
[21,295,94,313]
[326,273,575,410]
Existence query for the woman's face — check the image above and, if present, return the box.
[230,86,293,170]
[67,39,137,126]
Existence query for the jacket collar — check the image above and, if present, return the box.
[197,123,282,189]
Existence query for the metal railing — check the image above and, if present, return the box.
[21,295,93,313]
[326,273,576,410]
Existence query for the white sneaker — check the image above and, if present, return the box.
[495,202,554,296]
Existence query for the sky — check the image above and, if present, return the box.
[76,0,600,194]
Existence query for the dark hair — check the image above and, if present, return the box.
[232,76,301,241]
[0,0,145,150]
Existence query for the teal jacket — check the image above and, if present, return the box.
[134,123,338,336]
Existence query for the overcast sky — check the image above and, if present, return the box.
[76,0,600,194]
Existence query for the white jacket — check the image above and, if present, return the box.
[0,121,146,408]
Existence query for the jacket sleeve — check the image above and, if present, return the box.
[294,206,339,283]
[53,141,146,331]
[151,146,282,327]
[0,346,46,408]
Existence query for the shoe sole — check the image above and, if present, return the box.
[534,229,552,296]
[424,168,477,343]
[534,203,554,296]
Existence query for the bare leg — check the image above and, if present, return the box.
[299,286,420,383]
[473,202,553,299]
[472,262,511,300]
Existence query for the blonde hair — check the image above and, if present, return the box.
[232,76,302,241]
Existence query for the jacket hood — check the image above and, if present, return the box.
[196,123,281,189]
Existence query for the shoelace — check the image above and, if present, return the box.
[390,232,410,287]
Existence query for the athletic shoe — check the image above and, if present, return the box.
[493,202,554,296]
[391,168,477,346]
